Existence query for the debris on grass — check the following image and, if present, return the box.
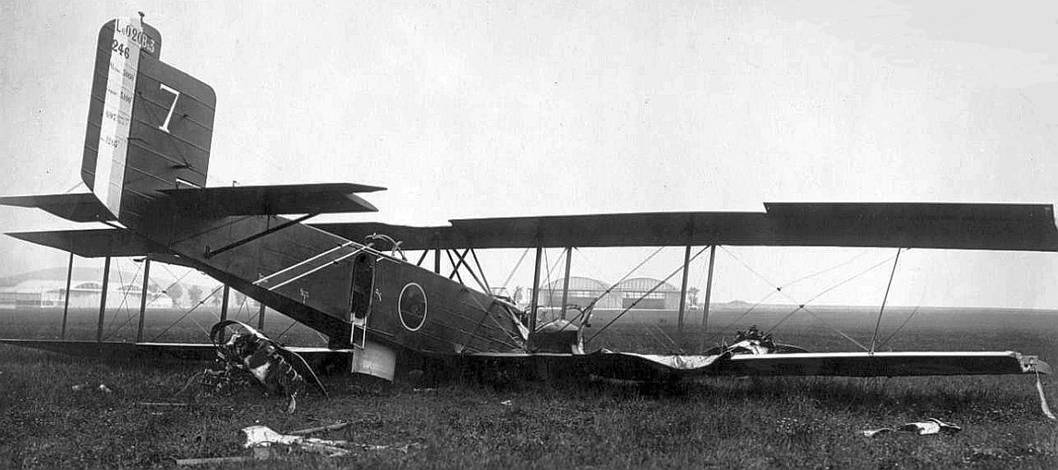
[500,400,512,406]
[174,456,257,466]
[289,421,351,435]
[862,418,961,437]
[861,428,892,438]
[243,425,353,457]
[186,321,328,413]
[71,383,113,393]
[241,425,423,457]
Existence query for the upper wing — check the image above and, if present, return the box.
[314,203,1058,252]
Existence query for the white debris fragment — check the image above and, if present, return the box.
[500,400,512,406]
[899,418,961,435]
[862,418,961,437]
[240,425,421,457]
[861,428,893,437]
[98,384,113,394]
[242,425,351,457]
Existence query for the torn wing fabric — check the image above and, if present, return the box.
[621,352,725,370]
[458,349,1049,382]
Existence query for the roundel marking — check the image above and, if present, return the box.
[398,282,428,332]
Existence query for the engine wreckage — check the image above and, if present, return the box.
[196,321,328,413]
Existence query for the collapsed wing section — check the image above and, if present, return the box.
[457,350,1050,382]
[718,351,1050,377]
[313,203,1058,251]
[2,339,1046,381]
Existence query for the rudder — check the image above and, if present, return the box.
[81,16,216,228]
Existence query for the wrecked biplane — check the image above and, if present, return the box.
[1,17,1056,385]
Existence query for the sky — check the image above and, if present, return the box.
[0,0,1056,309]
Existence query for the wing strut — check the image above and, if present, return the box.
[699,245,717,353]
[61,253,74,339]
[205,213,319,258]
[528,245,543,337]
[869,248,903,353]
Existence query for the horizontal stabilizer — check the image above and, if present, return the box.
[6,229,159,258]
[313,203,1058,252]
[0,193,115,222]
[159,183,383,216]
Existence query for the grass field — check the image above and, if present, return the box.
[2,305,1058,468]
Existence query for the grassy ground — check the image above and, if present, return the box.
[2,307,1058,468]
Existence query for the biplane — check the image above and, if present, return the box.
[1,17,1056,385]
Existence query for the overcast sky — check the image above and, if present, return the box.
[1,1,1056,309]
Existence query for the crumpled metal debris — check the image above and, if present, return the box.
[196,320,327,413]
[862,418,962,437]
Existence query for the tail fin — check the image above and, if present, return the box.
[81,17,216,228]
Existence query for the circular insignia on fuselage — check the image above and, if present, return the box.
[398,282,428,332]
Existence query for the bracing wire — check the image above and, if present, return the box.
[797,254,900,306]
[101,260,143,338]
[62,179,85,194]
[720,247,900,351]
[553,246,665,334]
[276,319,300,340]
[877,287,929,349]
[102,260,148,340]
[587,246,708,343]
[782,250,871,289]
[877,305,922,349]
[470,249,492,292]
[150,283,225,341]
[712,288,780,339]
[501,247,530,290]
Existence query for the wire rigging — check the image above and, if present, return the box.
[587,246,709,343]
[553,246,666,335]
[102,260,147,340]
[150,283,225,341]
[720,247,900,351]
